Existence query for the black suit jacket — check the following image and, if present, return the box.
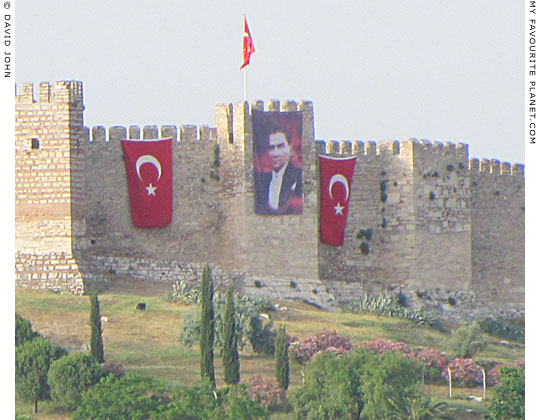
[254,162,302,215]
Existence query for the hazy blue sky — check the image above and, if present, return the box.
[15,0,524,163]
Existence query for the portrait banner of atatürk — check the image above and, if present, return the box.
[252,110,303,215]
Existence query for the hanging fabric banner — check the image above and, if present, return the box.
[252,109,303,215]
[121,138,173,228]
[319,155,357,246]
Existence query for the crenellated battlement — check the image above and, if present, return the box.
[215,99,313,127]
[468,158,524,177]
[85,124,217,143]
[15,81,83,107]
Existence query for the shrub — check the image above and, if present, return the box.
[415,348,450,384]
[179,297,276,356]
[487,359,525,387]
[442,358,483,387]
[343,293,441,328]
[291,349,423,420]
[357,228,373,241]
[291,330,352,364]
[445,321,487,358]
[246,375,287,411]
[73,373,166,420]
[479,316,525,343]
[248,316,276,355]
[487,367,525,420]
[151,382,269,420]
[290,351,365,420]
[48,352,106,409]
[177,280,275,356]
[360,350,423,419]
[388,395,456,420]
[487,363,505,387]
[101,361,125,378]
[15,336,67,414]
[359,338,415,357]
[15,313,40,347]
[224,385,269,420]
[360,241,370,254]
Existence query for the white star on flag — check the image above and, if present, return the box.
[146,183,157,196]
[334,202,344,215]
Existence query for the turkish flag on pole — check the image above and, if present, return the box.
[319,155,357,246]
[121,138,173,228]
[240,15,255,69]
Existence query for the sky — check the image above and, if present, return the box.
[14,1,524,164]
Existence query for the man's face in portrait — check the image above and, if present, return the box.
[268,132,291,172]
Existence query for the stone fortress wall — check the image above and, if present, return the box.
[14,81,525,319]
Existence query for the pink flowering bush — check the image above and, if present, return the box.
[292,330,352,364]
[359,339,415,357]
[487,363,505,386]
[246,375,287,410]
[487,359,525,386]
[442,358,483,387]
[415,348,450,384]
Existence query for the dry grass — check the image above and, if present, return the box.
[15,283,523,420]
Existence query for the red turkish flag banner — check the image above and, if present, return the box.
[319,155,357,246]
[121,138,173,228]
[240,15,255,69]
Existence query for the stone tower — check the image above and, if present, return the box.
[15,81,86,294]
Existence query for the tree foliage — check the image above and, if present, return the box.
[15,313,40,347]
[152,382,268,420]
[291,349,424,420]
[73,373,165,420]
[223,283,240,384]
[179,289,276,356]
[74,374,268,420]
[445,321,487,359]
[360,350,423,419]
[291,351,365,420]
[48,352,105,410]
[388,396,456,420]
[15,336,67,414]
[89,286,105,363]
[200,265,216,387]
[275,324,289,390]
[488,367,525,420]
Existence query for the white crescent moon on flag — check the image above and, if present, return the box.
[135,155,162,181]
[329,174,350,201]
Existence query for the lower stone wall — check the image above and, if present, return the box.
[325,279,524,322]
[15,252,524,322]
[16,252,85,295]
[78,254,230,287]
[78,254,340,310]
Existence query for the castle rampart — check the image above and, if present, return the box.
[14,81,524,319]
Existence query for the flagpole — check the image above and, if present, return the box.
[244,67,247,101]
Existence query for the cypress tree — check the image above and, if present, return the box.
[275,324,289,390]
[89,285,105,363]
[223,283,240,384]
[200,265,216,387]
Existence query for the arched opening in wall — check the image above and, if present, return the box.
[31,138,39,150]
